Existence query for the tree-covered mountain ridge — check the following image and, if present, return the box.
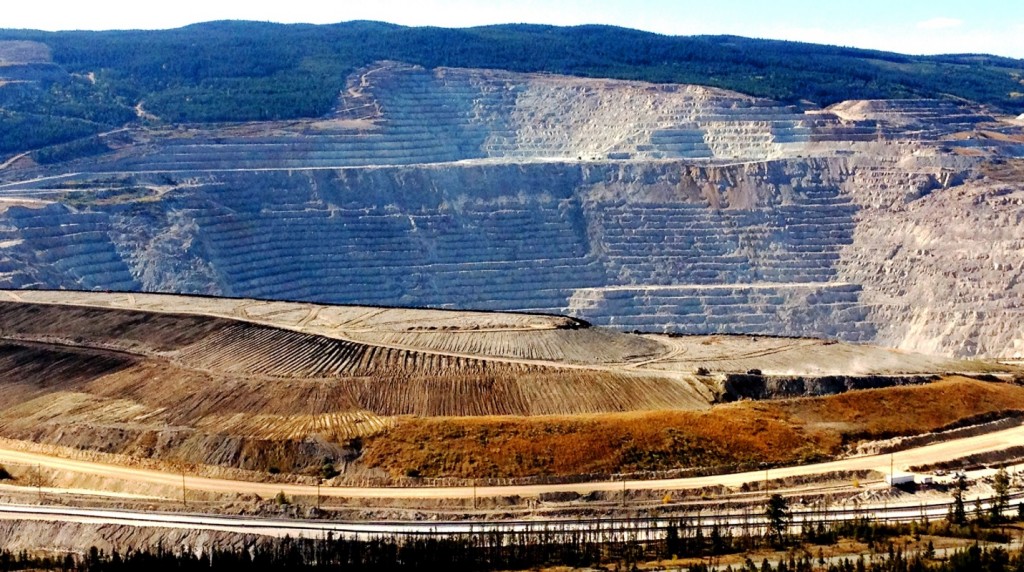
[1,20,1022,157]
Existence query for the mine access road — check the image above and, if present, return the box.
[0,422,1022,500]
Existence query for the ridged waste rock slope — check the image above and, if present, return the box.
[0,290,991,471]
[0,62,1023,357]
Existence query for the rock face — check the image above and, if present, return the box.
[85,62,859,171]
[0,160,879,343]
[0,62,1022,357]
[721,373,937,401]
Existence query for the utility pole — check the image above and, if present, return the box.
[181,469,187,507]
[36,464,42,502]
[472,480,477,510]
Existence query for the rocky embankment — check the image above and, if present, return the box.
[721,373,939,401]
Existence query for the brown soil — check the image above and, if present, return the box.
[0,299,701,474]
[981,158,1024,181]
[0,292,1015,480]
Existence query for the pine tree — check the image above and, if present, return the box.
[764,493,791,546]
[664,521,681,559]
[950,473,967,525]
[991,467,1011,522]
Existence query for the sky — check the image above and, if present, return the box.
[3,0,1023,59]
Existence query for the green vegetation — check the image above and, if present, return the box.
[951,473,968,524]
[0,109,104,156]
[318,459,339,480]
[992,467,1011,522]
[0,72,134,155]
[31,134,110,164]
[0,20,1022,157]
[765,493,791,546]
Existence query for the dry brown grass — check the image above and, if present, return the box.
[981,158,1024,182]
[363,376,1024,479]
[0,295,1017,479]
[770,375,1024,438]
[363,406,824,479]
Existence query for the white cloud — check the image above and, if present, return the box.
[916,17,963,30]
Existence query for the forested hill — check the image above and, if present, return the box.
[1,20,1023,157]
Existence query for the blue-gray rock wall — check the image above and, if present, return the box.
[0,158,878,343]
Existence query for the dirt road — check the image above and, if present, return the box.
[0,423,1020,500]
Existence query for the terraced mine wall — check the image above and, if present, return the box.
[1,149,1021,357]
[0,63,1020,357]
[0,158,883,342]
[86,62,863,173]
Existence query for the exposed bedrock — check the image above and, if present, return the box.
[13,62,990,181]
[0,158,891,342]
[0,62,1020,357]
[836,162,1024,358]
[76,62,861,173]
[1,154,1016,357]
[721,373,939,401]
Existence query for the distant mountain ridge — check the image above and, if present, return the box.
[0,20,1023,157]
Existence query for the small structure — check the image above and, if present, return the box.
[885,472,914,486]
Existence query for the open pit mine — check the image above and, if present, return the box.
[2,56,1024,558]
[0,62,1022,358]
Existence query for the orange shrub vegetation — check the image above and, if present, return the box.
[363,407,830,479]
[363,376,1024,479]
[769,376,1024,438]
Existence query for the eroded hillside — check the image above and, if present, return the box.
[0,63,1022,356]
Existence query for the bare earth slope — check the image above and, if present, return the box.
[0,63,1021,357]
[0,290,1001,475]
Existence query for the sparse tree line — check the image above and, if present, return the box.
[8,542,1023,572]
[2,483,1024,571]
[0,519,1022,572]
[2,464,1024,570]
[687,544,1024,572]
